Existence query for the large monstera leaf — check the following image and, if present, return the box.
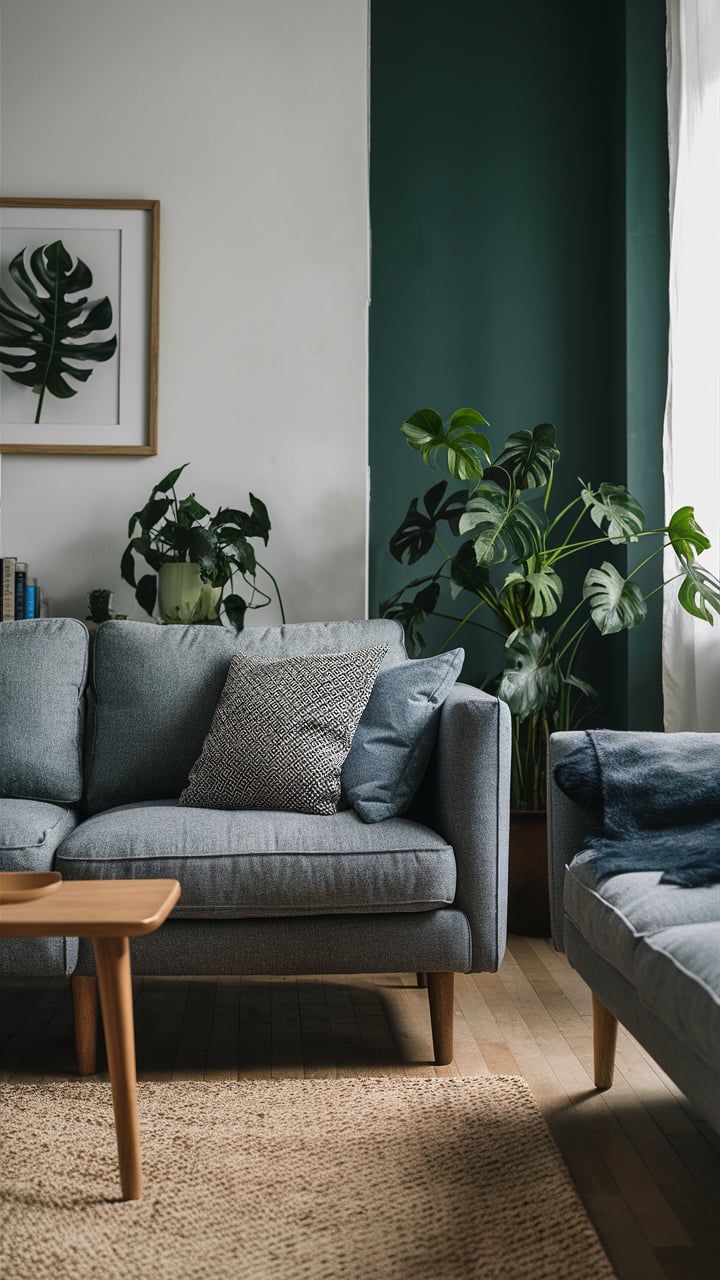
[390,481,468,564]
[498,628,559,720]
[500,564,563,619]
[677,561,720,623]
[449,539,492,600]
[581,483,645,544]
[583,562,647,634]
[401,407,491,480]
[459,482,545,566]
[380,579,441,655]
[667,505,711,561]
[0,240,117,423]
[492,423,559,491]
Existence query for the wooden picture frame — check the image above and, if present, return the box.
[0,198,159,455]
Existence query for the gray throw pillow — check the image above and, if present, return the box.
[341,648,464,823]
[179,645,387,815]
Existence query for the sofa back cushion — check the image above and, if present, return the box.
[0,618,89,803]
[84,619,407,812]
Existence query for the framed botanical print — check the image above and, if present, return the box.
[0,198,159,454]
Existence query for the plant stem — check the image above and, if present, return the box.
[257,561,287,623]
[431,611,508,641]
[437,598,488,650]
[34,383,47,425]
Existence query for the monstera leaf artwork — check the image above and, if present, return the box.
[0,239,117,424]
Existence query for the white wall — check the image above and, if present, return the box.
[0,0,369,624]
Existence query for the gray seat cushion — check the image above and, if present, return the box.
[634,922,720,1073]
[0,618,89,803]
[56,801,457,918]
[0,798,79,872]
[564,855,720,984]
[85,619,408,813]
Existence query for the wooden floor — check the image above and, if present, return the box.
[2,936,718,1280]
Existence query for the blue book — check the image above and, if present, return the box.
[24,582,37,619]
[14,563,26,620]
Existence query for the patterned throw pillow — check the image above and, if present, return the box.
[179,645,387,815]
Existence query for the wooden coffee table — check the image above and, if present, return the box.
[0,876,181,1200]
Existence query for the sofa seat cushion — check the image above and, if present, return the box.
[0,798,78,872]
[564,854,720,983]
[55,802,457,918]
[634,923,720,1073]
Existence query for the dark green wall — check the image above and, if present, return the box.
[625,0,669,727]
[368,0,668,729]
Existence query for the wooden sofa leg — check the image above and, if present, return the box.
[72,975,98,1076]
[416,972,428,988]
[427,972,454,1065]
[592,992,618,1089]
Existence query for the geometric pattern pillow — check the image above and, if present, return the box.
[179,645,387,815]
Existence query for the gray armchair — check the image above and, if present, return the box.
[548,730,720,1132]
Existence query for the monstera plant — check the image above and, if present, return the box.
[382,407,720,811]
[121,463,285,632]
[0,240,117,423]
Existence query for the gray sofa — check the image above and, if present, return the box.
[548,731,720,1133]
[0,616,511,1071]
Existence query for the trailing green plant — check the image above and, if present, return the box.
[381,407,720,810]
[0,240,117,424]
[121,463,285,632]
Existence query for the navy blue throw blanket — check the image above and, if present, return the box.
[553,730,720,887]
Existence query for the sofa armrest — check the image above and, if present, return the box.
[419,683,511,972]
[547,731,599,952]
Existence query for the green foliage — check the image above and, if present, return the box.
[384,406,720,809]
[121,463,284,632]
[86,588,126,625]
[0,240,117,424]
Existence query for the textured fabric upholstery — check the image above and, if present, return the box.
[0,798,78,872]
[635,923,720,1072]
[563,860,720,984]
[565,920,720,1134]
[56,802,457,917]
[547,732,597,951]
[180,646,387,815]
[0,936,78,979]
[73,911,472,977]
[85,619,407,813]
[0,618,88,803]
[0,796,79,978]
[342,649,464,822]
[417,683,511,973]
[548,728,720,1133]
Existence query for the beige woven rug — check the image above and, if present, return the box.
[1,1075,615,1280]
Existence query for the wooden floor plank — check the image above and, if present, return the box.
[2,939,718,1280]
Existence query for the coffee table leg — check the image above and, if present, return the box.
[92,935,142,1200]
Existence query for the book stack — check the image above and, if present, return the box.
[1,557,42,621]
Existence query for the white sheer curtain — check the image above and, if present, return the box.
[663,0,720,731]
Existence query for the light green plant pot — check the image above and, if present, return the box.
[158,563,221,624]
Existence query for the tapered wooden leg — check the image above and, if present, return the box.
[71,976,98,1076]
[416,972,428,988]
[427,972,454,1065]
[592,992,618,1089]
[93,936,141,1200]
